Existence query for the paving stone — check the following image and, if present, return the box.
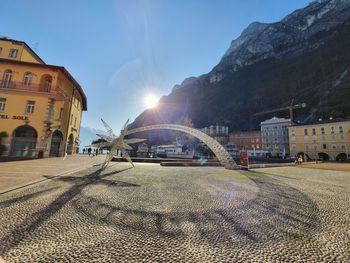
[0,164,349,262]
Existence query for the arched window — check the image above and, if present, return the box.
[2,70,13,88]
[23,72,33,86]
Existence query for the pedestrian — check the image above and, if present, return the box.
[83,148,86,154]
[87,147,92,156]
[298,155,303,164]
[96,148,98,156]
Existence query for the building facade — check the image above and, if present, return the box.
[0,38,87,158]
[288,119,350,161]
[229,131,261,150]
[200,125,229,145]
[261,117,292,157]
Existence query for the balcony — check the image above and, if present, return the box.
[0,81,68,100]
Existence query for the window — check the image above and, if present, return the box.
[306,144,310,151]
[314,144,318,151]
[312,128,316,135]
[0,98,6,112]
[321,127,325,135]
[25,101,35,114]
[70,114,73,125]
[332,144,337,150]
[341,145,346,151]
[59,108,64,119]
[8,49,18,58]
[323,144,327,150]
[74,117,77,127]
[304,129,308,136]
[2,69,12,88]
[331,127,335,134]
[339,126,344,134]
[23,72,32,86]
[0,47,2,55]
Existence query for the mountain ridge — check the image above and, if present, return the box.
[131,0,350,132]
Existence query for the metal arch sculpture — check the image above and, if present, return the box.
[126,124,238,169]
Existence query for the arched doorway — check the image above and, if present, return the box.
[66,134,74,155]
[10,125,37,157]
[50,130,63,157]
[318,152,330,161]
[336,153,347,162]
[40,74,53,92]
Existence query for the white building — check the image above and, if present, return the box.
[261,117,292,157]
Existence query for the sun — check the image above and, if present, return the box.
[144,94,159,108]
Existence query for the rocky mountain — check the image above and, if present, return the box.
[131,0,350,132]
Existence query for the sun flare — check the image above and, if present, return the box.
[144,94,159,108]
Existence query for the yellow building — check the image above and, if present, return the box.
[288,119,350,161]
[0,38,87,158]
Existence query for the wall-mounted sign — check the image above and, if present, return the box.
[0,115,29,121]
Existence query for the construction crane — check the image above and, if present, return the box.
[253,99,306,122]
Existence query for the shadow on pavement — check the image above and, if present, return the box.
[70,169,319,247]
[0,167,319,254]
[0,166,134,255]
[0,187,59,209]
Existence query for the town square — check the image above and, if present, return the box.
[1,0,350,262]
[1,159,349,262]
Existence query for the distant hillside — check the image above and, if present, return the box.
[131,0,350,132]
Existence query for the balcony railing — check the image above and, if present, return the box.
[0,81,68,100]
[0,80,54,93]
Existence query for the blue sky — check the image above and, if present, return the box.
[1,0,312,131]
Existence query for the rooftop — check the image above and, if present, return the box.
[292,118,350,127]
[260,117,292,125]
[0,37,45,64]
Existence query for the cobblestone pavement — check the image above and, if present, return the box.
[0,155,105,193]
[300,162,350,172]
[0,164,349,262]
